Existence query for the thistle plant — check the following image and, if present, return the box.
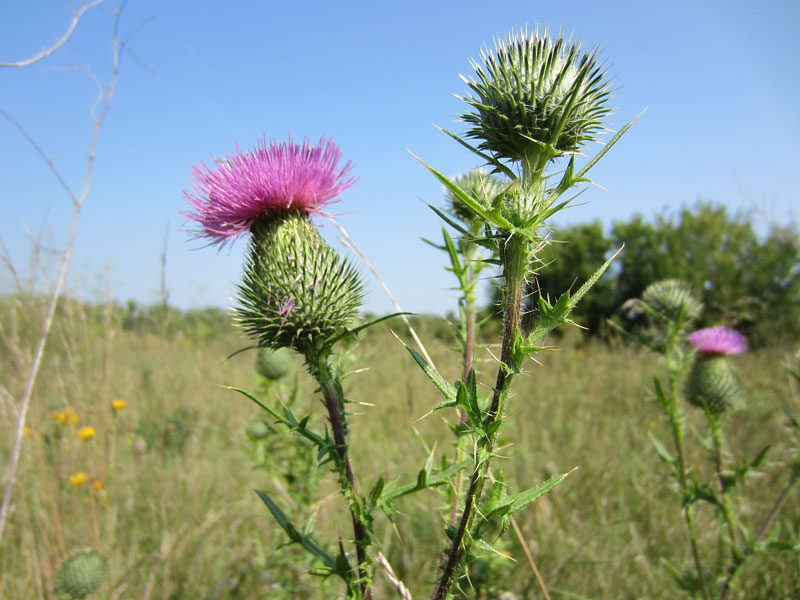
[413,27,635,599]
[185,135,378,598]
[54,548,108,599]
[184,26,636,600]
[616,279,800,599]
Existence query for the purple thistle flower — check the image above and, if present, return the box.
[183,134,356,245]
[689,326,748,355]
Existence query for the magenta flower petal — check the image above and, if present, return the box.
[183,135,356,245]
[688,326,748,355]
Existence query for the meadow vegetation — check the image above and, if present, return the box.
[1,298,797,598]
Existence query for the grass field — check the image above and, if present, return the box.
[1,298,798,599]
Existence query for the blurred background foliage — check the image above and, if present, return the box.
[509,201,800,347]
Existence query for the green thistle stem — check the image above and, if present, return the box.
[708,414,740,556]
[313,355,372,600]
[432,234,528,600]
[666,361,711,600]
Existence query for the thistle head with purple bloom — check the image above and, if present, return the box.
[183,135,356,246]
[689,326,748,356]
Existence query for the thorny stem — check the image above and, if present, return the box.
[666,366,711,600]
[432,234,528,600]
[709,416,740,554]
[315,356,372,600]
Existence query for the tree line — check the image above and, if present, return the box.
[500,201,799,346]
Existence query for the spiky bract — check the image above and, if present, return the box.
[254,347,295,380]
[686,355,746,414]
[54,549,108,599]
[462,27,612,166]
[446,169,504,225]
[235,214,364,359]
[642,279,703,323]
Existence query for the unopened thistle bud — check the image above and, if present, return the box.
[462,27,612,168]
[54,549,108,599]
[642,279,703,324]
[686,327,748,414]
[254,347,295,380]
[445,169,503,225]
[235,214,364,359]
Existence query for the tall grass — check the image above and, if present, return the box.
[1,300,797,598]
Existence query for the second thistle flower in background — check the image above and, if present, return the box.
[687,326,748,414]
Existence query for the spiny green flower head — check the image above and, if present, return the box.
[462,26,612,169]
[686,326,748,414]
[54,549,108,599]
[642,279,704,324]
[686,355,746,414]
[235,213,364,360]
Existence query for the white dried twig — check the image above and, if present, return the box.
[0,1,106,68]
[376,551,413,600]
[0,2,126,546]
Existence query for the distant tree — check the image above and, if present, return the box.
[497,201,800,345]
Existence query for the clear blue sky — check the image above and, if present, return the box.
[1,0,798,315]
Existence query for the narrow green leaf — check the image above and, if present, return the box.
[653,376,669,410]
[328,311,411,346]
[569,245,623,309]
[649,432,677,469]
[405,344,457,405]
[434,124,516,179]
[427,203,470,237]
[572,110,644,182]
[225,344,260,361]
[442,228,466,281]
[486,469,574,520]
[368,474,385,509]
[382,459,472,503]
[254,490,338,571]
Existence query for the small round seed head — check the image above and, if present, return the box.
[54,549,108,599]
[686,355,746,414]
[245,418,271,440]
[642,279,704,323]
[462,27,612,165]
[254,347,295,380]
[235,214,364,359]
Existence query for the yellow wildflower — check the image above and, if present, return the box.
[111,399,127,410]
[77,426,96,440]
[92,479,103,491]
[23,426,34,436]
[69,472,88,485]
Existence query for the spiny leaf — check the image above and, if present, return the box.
[649,431,678,472]
[433,124,516,179]
[254,490,339,572]
[404,343,458,407]
[485,469,574,520]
